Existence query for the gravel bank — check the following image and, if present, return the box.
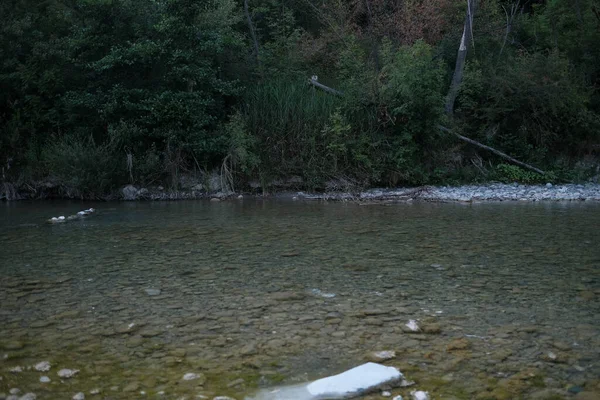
[297,183,600,202]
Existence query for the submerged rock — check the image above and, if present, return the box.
[182,373,206,384]
[72,393,85,400]
[144,288,161,296]
[57,369,79,378]
[410,391,430,400]
[34,361,51,372]
[366,350,396,362]
[404,320,420,332]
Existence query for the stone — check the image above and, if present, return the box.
[422,323,441,334]
[34,361,51,372]
[447,338,470,351]
[145,288,161,296]
[410,391,430,400]
[227,378,245,388]
[140,329,162,337]
[183,373,206,384]
[541,351,567,363]
[58,369,79,378]
[393,397,404,400]
[123,383,139,392]
[89,389,100,395]
[366,350,396,362]
[272,292,305,301]
[4,342,24,350]
[18,394,36,400]
[404,320,420,332]
[39,376,50,383]
[248,363,402,400]
[9,390,20,395]
[213,397,237,400]
[122,185,139,200]
[72,393,85,400]
[574,392,600,400]
[382,391,392,397]
[9,366,23,373]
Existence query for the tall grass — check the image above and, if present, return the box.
[244,78,341,182]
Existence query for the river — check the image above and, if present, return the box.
[1,199,599,399]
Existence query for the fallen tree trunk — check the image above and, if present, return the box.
[308,78,344,96]
[438,125,545,175]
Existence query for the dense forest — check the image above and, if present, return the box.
[1,0,600,198]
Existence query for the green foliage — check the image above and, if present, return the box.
[223,112,260,175]
[378,40,446,183]
[1,0,599,195]
[457,50,600,162]
[41,136,124,197]
[492,164,549,184]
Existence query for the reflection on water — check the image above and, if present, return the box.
[1,200,599,399]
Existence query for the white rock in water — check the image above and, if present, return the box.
[393,396,403,400]
[370,350,396,361]
[214,397,237,400]
[405,320,420,332]
[410,390,430,400]
[306,363,402,398]
[40,376,51,383]
[58,216,65,220]
[77,211,86,215]
[182,373,201,381]
[89,389,101,395]
[34,361,51,372]
[246,363,402,400]
[58,369,79,378]
[9,366,23,373]
[382,391,392,397]
[19,394,37,400]
[145,288,161,296]
[73,392,85,400]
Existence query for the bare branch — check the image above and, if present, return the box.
[438,125,545,175]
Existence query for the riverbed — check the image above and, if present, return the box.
[1,200,599,399]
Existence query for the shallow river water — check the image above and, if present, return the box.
[1,199,599,400]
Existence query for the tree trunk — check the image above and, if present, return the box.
[244,0,260,66]
[445,0,476,115]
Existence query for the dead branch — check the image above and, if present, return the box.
[244,0,260,66]
[439,125,545,175]
[308,78,344,96]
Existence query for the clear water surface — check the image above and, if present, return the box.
[1,199,599,399]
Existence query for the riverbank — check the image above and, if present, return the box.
[295,183,600,202]
[3,181,600,202]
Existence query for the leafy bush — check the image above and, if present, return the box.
[41,136,124,197]
[492,164,548,184]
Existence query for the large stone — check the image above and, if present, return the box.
[247,363,403,400]
[121,185,139,200]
